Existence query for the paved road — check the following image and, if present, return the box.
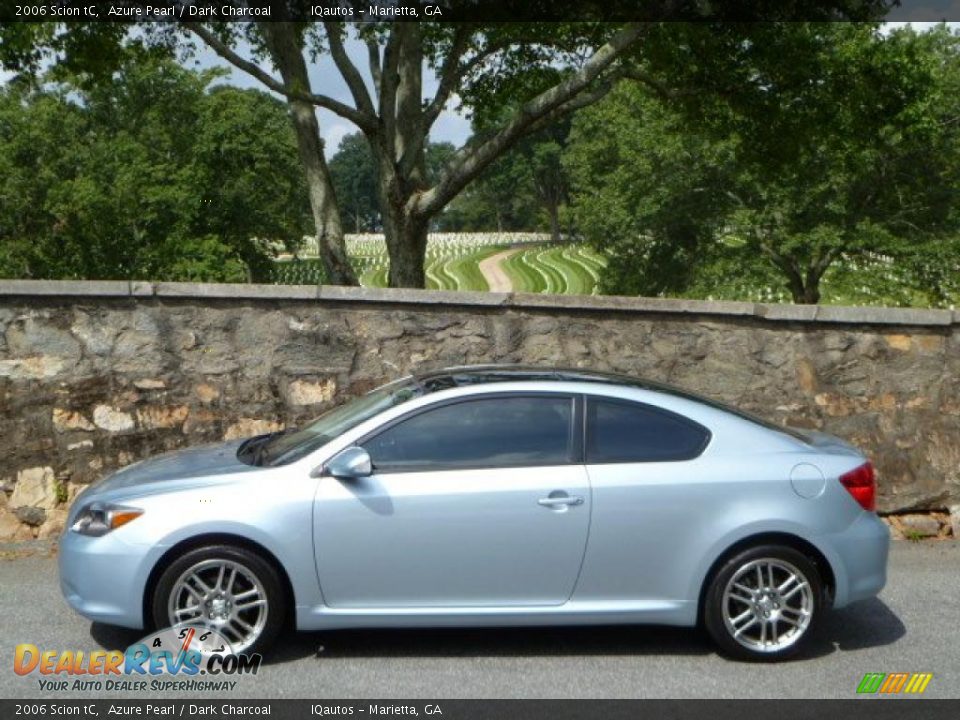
[478,248,521,293]
[1,542,957,699]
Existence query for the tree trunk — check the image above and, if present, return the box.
[374,24,432,289]
[546,200,562,244]
[262,23,357,286]
[383,205,428,288]
[799,267,822,304]
[780,267,822,304]
[760,242,824,305]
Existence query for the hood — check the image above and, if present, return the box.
[87,439,259,496]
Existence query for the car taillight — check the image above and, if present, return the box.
[839,462,876,512]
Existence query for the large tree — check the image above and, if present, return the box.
[1,4,893,288]
[2,20,650,286]
[0,57,310,281]
[189,21,650,287]
[567,23,960,304]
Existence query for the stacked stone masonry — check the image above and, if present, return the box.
[0,280,957,541]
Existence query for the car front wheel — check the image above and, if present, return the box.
[152,544,285,656]
[703,545,822,661]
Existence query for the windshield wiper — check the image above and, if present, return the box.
[237,436,260,458]
[237,430,292,467]
[250,429,296,467]
[252,438,272,467]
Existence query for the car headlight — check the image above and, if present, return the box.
[70,502,143,537]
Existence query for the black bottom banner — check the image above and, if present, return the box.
[3,699,959,720]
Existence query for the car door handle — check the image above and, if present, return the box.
[538,496,584,507]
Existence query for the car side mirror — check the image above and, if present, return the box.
[322,446,372,480]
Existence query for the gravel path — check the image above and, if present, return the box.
[478,248,522,292]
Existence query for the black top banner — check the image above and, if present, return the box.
[3,0,959,23]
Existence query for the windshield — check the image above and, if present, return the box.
[240,377,424,467]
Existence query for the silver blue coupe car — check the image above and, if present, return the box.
[59,366,888,661]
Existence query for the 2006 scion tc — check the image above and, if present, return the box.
[60,366,889,661]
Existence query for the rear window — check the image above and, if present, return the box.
[586,397,710,463]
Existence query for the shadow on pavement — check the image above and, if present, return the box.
[90,623,143,650]
[268,624,714,664]
[89,597,904,666]
[810,596,906,653]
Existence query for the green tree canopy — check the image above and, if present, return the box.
[329,132,381,234]
[2,8,896,288]
[566,23,960,305]
[0,57,310,282]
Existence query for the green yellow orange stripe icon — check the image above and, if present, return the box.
[857,672,933,694]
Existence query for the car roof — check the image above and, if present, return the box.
[413,364,696,398]
[411,364,810,443]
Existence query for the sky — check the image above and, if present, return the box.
[886,0,960,21]
[192,22,957,155]
[0,28,473,155]
[185,34,472,156]
[2,21,956,156]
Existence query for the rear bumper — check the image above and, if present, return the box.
[824,512,890,608]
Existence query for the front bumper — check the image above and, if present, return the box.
[825,511,891,608]
[58,528,153,629]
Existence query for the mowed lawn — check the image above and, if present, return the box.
[271,234,607,295]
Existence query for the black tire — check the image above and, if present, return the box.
[703,544,823,662]
[151,544,286,656]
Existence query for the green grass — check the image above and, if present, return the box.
[270,258,328,285]
[269,238,956,307]
[360,264,388,288]
[501,245,607,294]
[501,250,545,292]
[272,242,604,295]
[425,246,505,291]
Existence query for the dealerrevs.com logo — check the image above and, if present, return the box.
[857,672,933,695]
[13,625,261,692]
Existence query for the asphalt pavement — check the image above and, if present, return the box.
[1,542,957,699]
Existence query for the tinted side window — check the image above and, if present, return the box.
[586,397,709,463]
[364,396,573,471]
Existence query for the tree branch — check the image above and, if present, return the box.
[396,30,473,179]
[759,241,807,302]
[393,22,425,185]
[622,66,683,101]
[422,36,527,133]
[421,27,471,131]
[184,22,376,133]
[517,68,625,139]
[417,23,649,216]
[323,22,375,118]
[379,26,404,158]
[365,35,382,99]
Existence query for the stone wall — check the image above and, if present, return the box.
[0,280,957,541]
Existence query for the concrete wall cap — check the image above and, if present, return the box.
[0,280,955,326]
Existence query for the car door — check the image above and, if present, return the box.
[313,393,591,608]
[576,395,713,605]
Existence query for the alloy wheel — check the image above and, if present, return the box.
[721,557,814,653]
[167,558,269,654]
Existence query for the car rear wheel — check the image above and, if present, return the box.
[152,544,285,656]
[703,545,822,661]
